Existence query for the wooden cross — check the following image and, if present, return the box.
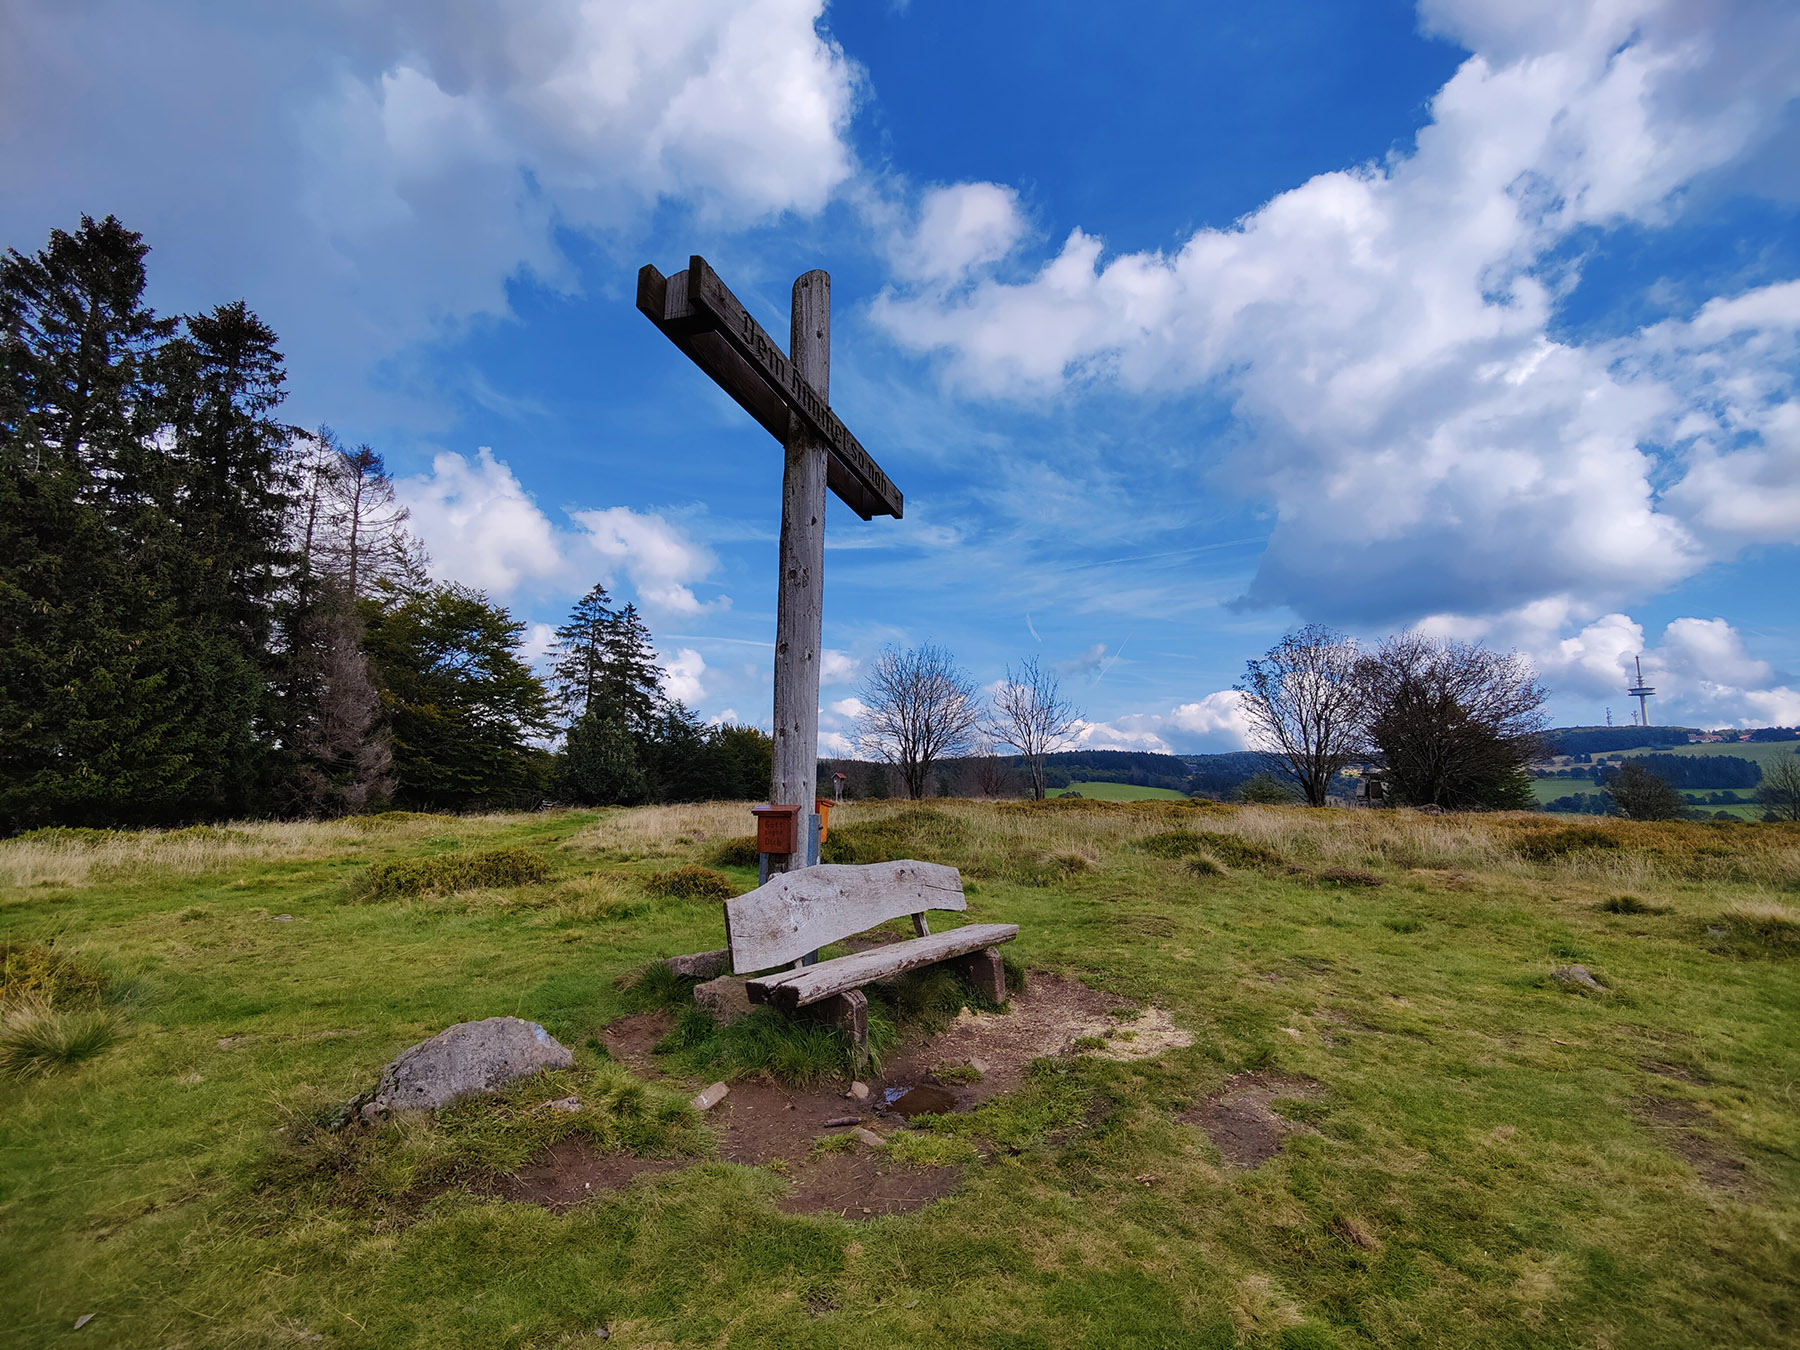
[637,256,902,872]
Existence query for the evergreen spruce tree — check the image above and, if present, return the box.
[550,583,615,720]
[0,216,196,828]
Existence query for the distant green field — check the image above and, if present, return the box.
[1533,739,1793,818]
[1657,740,1800,770]
[1049,779,1190,801]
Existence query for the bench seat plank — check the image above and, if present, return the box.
[747,923,1018,1009]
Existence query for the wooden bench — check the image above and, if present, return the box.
[723,860,1017,1063]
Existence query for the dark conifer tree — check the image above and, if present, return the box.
[550,583,616,720]
[0,216,195,829]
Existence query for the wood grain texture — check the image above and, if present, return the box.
[747,924,1019,1008]
[769,269,830,831]
[686,256,902,519]
[724,860,966,972]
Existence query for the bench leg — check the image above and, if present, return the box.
[815,989,869,1069]
[959,948,1007,1006]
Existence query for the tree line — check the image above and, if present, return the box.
[0,215,767,833]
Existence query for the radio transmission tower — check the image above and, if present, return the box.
[1626,656,1655,728]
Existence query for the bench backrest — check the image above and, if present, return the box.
[724,860,964,973]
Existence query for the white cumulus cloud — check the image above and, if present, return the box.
[661,648,708,705]
[873,0,1800,629]
[0,0,861,420]
[397,447,721,612]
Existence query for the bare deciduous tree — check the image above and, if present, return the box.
[295,428,426,598]
[988,657,1083,800]
[1235,624,1366,807]
[1756,752,1800,821]
[855,643,981,800]
[1359,633,1548,810]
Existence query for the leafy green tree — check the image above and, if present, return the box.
[559,708,646,806]
[1359,633,1546,811]
[1235,771,1298,804]
[1602,762,1688,821]
[362,582,555,811]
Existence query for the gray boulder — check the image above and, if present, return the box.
[1552,965,1603,991]
[693,975,752,1028]
[364,1017,572,1119]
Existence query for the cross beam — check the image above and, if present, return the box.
[637,257,902,521]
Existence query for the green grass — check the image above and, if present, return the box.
[2,801,1798,1347]
[1050,780,1191,801]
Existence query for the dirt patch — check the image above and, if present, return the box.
[504,974,1187,1218]
[778,1150,963,1219]
[602,1011,674,1076]
[1180,1072,1325,1168]
[1635,1096,1752,1196]
[489,1138,688,1209]
[880,974,1191,1105]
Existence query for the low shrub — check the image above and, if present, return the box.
[644,865,738,901]
[1195,833,1286,870]
[1317,868,1384,888]
[0,996,119,1080]
[1138,831,1207,859]
[705,835,760,868]
[1187,855,1227,878]
[822,808,969,865]
[1712,901,1800,957]
[1600,895,1666,915]
[1516,826,1622,863]
[358,847,552,900]
[4,826,120,848]
[0,940,110,1009]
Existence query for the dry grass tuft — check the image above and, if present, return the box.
[0,995,119,1080]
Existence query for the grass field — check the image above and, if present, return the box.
[1049,780,1192,802]
[3,802,1799,1348]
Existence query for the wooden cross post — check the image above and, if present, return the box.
[637,257,903,876]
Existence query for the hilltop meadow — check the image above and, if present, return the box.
[2,800,1798,1349]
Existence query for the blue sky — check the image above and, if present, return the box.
[5,0,1799,749]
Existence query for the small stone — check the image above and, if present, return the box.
[1552,965,1603,991]
[853,1127,886,1147]
[823,1115,860,1127]
[692,1082,730,1111]
[845,1081,870,1102]
[1283,1026,1303,1040]
[359,1101,382,1125]
[271,914,294,922]
[968,1056,989,1076]
[74,1314,96,1330]
[1708,925,1727,937]
[667,948,731,980]
[693,976,752,1028]
[541,1096,581,1113]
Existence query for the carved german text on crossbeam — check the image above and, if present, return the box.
[635,256,902,521]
